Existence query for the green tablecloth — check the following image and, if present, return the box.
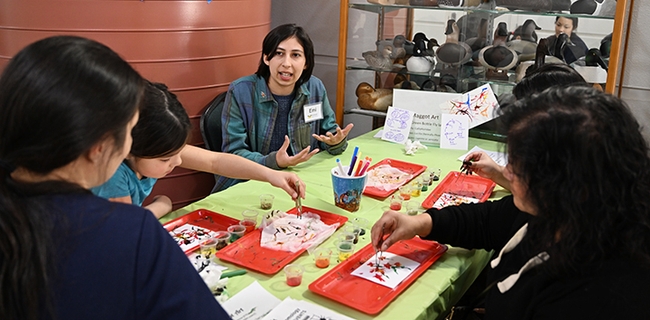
[162,129,510,320]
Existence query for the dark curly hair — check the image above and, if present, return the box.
[500,86,650,275]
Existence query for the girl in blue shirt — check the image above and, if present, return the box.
[93,81,306,218]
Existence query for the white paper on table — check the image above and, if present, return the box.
[440,114,469,150]
[381,106,414,144]
[261,297,354,320]
[351,252,420,289]
[392,89,462,145]
[167,223,219,252]
[457,146,508,167]
[433,192,481,209]
[439,83,498,129]
[260,211,338,253]
[222,281,281,320]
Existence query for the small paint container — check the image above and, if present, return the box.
[390,194,403,211]
[410,181,422,197]
[259,194,274,210]
[336,240,355,261]
[343,225,361,244]
[240,210,259,234]
[399,185,412,200]
[227,224,246,242]
[313,247,332,268]
[284,264,304,287]
[432,168,441,182]
[405,201,420,216]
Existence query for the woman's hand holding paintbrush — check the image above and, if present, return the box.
[371,210,433,252]
[462,151,510,190]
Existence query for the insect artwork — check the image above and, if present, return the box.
[167,223,217,252]
[351,252,420,289]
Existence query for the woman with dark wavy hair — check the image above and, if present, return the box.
[371,86,650,319]
[0,36,230,319]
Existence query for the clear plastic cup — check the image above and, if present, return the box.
[313,247,332,268]
[399,185,412,200]
[259,194,274,210]
[335,240,355,261]
[240,210,259,234]
[406,200,420,216]
[390,194,403,211]
[284,264,304,286]
[227,224,246,242]
[343,225,361,244]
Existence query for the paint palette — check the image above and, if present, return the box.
[309,237,447,315]
[363,158,427,198]
[421,171,496,209]
[163,209,239,253]
[216,206,347,275]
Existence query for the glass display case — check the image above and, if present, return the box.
[335,0,628,139]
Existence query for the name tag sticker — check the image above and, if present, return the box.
[304,102,323,123]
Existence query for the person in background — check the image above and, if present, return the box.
[92,81,306,218]
[0,36,231,319]
[372,86,650,319]
[217,23,354,191]
[470,63,588,186]
[546,16,589,65]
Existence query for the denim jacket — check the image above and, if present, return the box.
[214,74,346,191]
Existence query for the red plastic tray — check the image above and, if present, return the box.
[215,206,348,275]
[309,237,448,315]
[163,209,240,253]
[421,171,496,209]
[363,158,427,198]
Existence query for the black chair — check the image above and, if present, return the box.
[200,91,228,152]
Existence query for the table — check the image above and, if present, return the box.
[161,129,510,320]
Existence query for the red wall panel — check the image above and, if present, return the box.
[0,0,271,209]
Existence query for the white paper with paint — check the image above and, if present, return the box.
[439,83,498,129]
[457,146,508,167]
[440,113,469,150]
[381,106,414,144]
[351,252,420,289]
[222,281,281,320]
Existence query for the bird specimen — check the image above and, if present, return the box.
[355,82,393,112]
[362,45,394,70]
[436,19,472,66]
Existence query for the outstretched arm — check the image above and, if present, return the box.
[179,145,305,199]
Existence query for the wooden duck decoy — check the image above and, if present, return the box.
[406,36,436,73]
[549,32,573,63]
[493,22,509,47]
[570,0,616,17]
[506,20,541,62]
[362,45,394,70]
[585,48,608,71]
[478,22,518,81]
[355,82,393,112]
[436,19,472,66]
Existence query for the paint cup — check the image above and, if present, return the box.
[259,194,274,210]
[313,247,332,268]
[343,225,361,244]
[335,240,355,261]
[406,200,420,216]
[240,210,259,234]
[432,168,441,182]
[331,166,367,212]
[351,217,370,238]
[421,174,432,187]
[284,264,304,287]
[410,180,422,197]
[338,230,357,244]
[399,185,412,200]
[420,177,429,192]
[390,194,403,211]
[227,224,246,242]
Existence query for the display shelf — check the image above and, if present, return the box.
[335,0,629,138]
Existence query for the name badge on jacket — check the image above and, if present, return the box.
[303,102,323,123]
